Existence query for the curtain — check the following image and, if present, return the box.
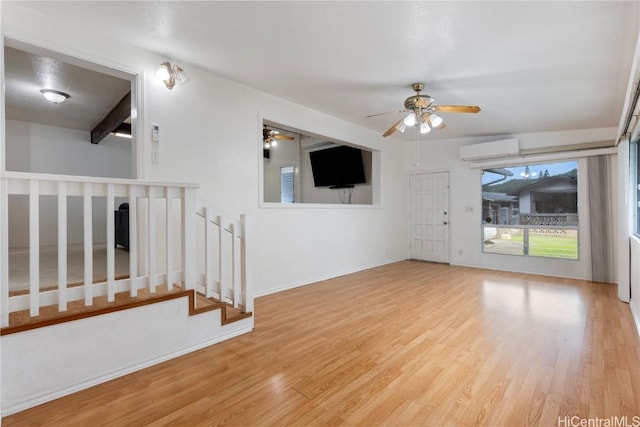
[588,155,614,283]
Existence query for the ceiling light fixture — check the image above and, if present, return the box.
[156,61,184,90]
[40,89,69,104]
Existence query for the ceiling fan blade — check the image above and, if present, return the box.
[433,105,481,113]
[383,118,404,137]
[273,134,295,141]
[365,110,407,118]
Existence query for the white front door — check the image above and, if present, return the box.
[409,172,450,263]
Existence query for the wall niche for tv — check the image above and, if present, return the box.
[262,120,374,205]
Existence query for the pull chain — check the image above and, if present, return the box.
[413,128,420,167]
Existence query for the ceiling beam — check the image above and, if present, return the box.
[90,91,131,144]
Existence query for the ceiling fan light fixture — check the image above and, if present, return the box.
[367,82,481,138]
[264,141,271,149]
[271,139,278,147]
[40,89,69,104]
[429,113,443,128]
[404,112,417,127]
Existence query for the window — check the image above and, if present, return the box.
[280,166,295,203]
[481,161,579,260]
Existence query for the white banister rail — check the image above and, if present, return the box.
[0,172,202,327]
[1,171,252,328]
[195,203,249,310]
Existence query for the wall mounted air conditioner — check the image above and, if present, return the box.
[458,138,519,161]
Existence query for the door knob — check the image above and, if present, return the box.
[443,221,448,225]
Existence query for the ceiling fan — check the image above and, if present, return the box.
[367,83,481,137]
[263,125,294,148]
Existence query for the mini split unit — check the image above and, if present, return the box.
[458,138,519,161]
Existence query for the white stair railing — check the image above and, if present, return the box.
[0,172,201,327]
[194,203,249,310]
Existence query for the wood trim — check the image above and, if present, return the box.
[2,287,253,335]
[221,303,253,324]
[1,289,191,336]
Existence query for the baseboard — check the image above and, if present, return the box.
[253,258,406,298]
[1,322,253,416]
[630,299,640,339]
[450,261,593,282]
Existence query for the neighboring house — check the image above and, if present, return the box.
[483,176,579,226]
[515,176,578,215]
[482,191,518,225]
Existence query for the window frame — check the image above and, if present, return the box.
[480,160,580,260]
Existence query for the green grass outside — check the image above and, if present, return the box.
[508,234,578,259]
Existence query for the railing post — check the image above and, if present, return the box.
[58,181,68,311]
[182,187,196,291]
[218,215,225,301]
[83,182,93,306]
[29,179,40,316]
[106,183,115,302]
[1,178,10,327]
[240,214,253,313]
[205,206,214,298]
[148,186,157,293]
[231,222,239,308]
[129,184,138,297]
[165,187,174,290]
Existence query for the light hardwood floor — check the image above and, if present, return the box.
[4,261,640,426]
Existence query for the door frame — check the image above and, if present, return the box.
[407,169,451,263]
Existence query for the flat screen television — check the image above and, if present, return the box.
[309,145,366,188]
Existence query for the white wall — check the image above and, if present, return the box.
[1,297,252,415]
[5,120,132,178]
[142,66,404,297]
[1,2,407,294]
[404,127,618,280]
[5,120,131,247]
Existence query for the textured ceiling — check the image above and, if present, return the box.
[4,1,640,140]
[4,47,131,132]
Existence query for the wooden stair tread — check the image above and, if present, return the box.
[2,285,251,336]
